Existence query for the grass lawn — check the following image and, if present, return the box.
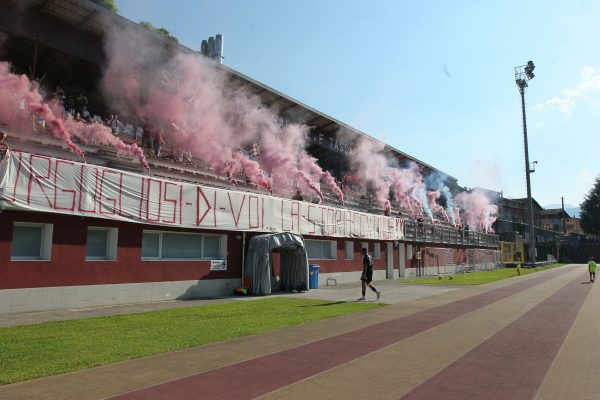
[0,297,383,385]
[403,263,565,285]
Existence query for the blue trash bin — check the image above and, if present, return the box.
[309,264,320,289]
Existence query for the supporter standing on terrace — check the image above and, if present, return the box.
[64,95,75,116]
[0,131,9,160]
[81,106,91,122]
[74,112,86,123]
[177,147,193,163]
[141,119,154,156]
[52,85,65,104]
[359,248,381,301]
[153,127,165,157]
[292,190,304,201]
[75,92,88,115]
[106,114,123,135]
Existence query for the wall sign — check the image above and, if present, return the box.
[210,260,227,271]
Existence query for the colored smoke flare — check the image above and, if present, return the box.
[384,200,391,216]
[29,103,85,159]
[0,62,150,168]
[296,170,323,203]
[234,152,272,191]
[101,27,340,200]
[0,62,81,158]
[320,170,345,204]
[62,115,150,170]
[455,189,498,233]
[426,190,451,223]
[413,199,425,220]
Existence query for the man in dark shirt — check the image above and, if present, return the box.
[291,190,304,201]
[142,120,154,155]
[359,247,381,301]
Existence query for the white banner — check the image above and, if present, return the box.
[0,150,404,240]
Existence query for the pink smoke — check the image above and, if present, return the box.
[1,30,500,234]
[234,153,272,191]
[102,42,256,179]
[296,170,323,202]
[412,198,425,220]
[298,153,344,204]
[59,110,149,169]
[0,62,84,159]
[321,170,345,204]
[100,28,340,198]
[256,124,322,199]
[350,138,393,208]
[28,103,85,159]
[349,138,452,221]
[426,191,451,224]
[0,62,41,127]
[455,189,498,233]
[389,162,423,216]
[0,62,149,168]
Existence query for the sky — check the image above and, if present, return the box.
[116,0,600,208]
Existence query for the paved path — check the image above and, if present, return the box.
[0,280,452,328]
[1,264,597,400]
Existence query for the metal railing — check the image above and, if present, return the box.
[403,220,499,248]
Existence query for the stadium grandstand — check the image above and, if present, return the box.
[0,0,499,313]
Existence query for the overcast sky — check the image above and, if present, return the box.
[117,0,600,208]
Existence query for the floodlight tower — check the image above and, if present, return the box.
[515,60,537,265]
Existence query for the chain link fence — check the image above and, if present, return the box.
[417,247,502,276]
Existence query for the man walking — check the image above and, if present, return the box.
[589,256,596,283]
[359,247,381,301]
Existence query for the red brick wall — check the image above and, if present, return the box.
[0,211,242,289]
[304,236,390,273]
[1,211,488,289]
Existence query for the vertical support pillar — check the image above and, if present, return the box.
[386,242,394,279]
[398,243,406,278]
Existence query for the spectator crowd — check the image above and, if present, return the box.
[45,84,196,162]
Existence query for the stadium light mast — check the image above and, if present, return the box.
[515,60,536,266]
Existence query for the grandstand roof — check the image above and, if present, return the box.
[6,0,454,180]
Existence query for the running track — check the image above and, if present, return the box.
[2,264,597,400]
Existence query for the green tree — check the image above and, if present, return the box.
[580,175,600,234]
[139,21,179,43]
[89,0,118,13]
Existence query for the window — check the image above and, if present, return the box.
[162,233,202,259]
[373,243,381,259]
[203,235,221,259]
[345,241,354,260]
[86,227,118,260]
[305,239,336,260]
[11,223,53,260]
[142,232,160,258]
[141,231,225,260]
